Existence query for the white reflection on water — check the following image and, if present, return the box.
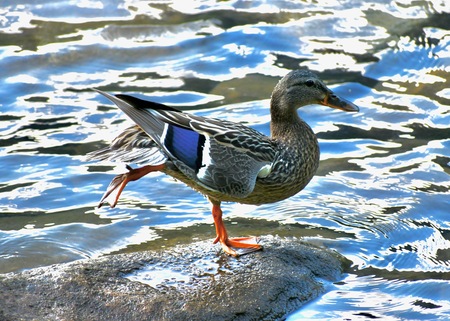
[289,274,450,320]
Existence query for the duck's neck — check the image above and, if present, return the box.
[270,104,316,145]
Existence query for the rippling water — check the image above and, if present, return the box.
[1,0,449,319]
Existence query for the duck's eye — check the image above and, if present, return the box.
[305,79,315,87]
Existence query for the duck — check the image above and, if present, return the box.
[87,69,359,256]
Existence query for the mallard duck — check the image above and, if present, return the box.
[88,70,359,256]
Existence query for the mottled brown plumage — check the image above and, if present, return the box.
[88,70,359,256]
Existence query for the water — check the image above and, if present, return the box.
[1,0,449,319]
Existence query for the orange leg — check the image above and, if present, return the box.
[209,198,262,256]
[98,164,165,208]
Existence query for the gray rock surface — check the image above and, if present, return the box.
[0,236,347,321]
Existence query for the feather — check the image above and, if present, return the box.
[161,123,205,171]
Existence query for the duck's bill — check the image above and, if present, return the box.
[321,92,359,112]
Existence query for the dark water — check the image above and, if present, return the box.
[1,0,450,319]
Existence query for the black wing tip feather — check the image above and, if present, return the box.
[115,94,182,113]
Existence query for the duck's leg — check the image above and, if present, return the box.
[98,164,165,208]
[209,198,262,256]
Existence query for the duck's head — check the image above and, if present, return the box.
[271,69,359,120]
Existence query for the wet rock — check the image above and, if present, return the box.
[0,236,346,321]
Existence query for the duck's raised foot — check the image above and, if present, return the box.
[98,164,165,208]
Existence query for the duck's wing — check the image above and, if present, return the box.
[93,90,277,198]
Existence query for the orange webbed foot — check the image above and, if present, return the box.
[98,171,130,208]
[214,236,262,257]
[210,199,262,257]
[98,164,165,208]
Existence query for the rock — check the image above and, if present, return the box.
[0,236,347,321]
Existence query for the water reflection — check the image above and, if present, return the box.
[1,0,450,319]
[291,273,450,320]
